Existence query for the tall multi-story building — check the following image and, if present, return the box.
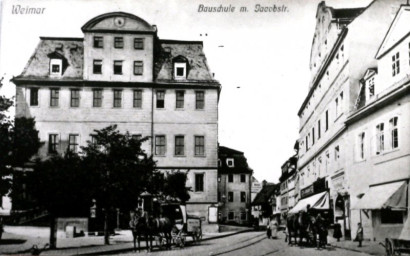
[12,12,221,229]
[217,146,253,225]
[347,5,410,241]
[296,0,403,239]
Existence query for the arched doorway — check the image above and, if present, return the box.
[335,194,351,240]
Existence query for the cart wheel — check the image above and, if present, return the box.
[385,238,394,256]
[195,230,202,243]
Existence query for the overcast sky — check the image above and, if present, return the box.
[0,0,372,183]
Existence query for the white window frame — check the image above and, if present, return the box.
[174,62,187,79]
[226,158,234,167]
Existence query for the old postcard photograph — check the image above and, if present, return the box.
[0,0,409,255]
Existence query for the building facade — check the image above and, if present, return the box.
[12,12,221,228]
[279,155,297,222]
[296,0,404,240]
[217,146,253,225]
[347,5,410,240]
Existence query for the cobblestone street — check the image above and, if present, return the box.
[115,231,376,256]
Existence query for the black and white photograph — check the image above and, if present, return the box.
[0,0,409,255]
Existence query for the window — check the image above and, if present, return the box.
[325,110,329,131]
[93,60,102,74]
[113,61,122,75]
[195,173,204,192]
[68,134,79,153]
[194,136,205,156]
[376,123,385,154]
[51,64,60,73]
[156,91,165,109]
[228,211,234,220]
[368,77,375,98]
[228,174,233,183]
[334,145,340,161]
[175,136,185,156]
[358,132,365,160]
[90,134,97,145]
[113,89,122,108]
[240,174,246,183]
[196,91,205,109]
[93,36,103,48]
[381,209,403,224]
[390,117,398,149]
[174,63,186,79]
[70,89,80,107]
[176,91,184,109]
[339,92,343,114]
[325,151,330,173]
[335,98,339,117]
[50,88,59,107]
[227,158,234,167]
[134,38,144,49]
[240,211,246,220]
[93,89,102,107]
[312,127,315,145]
[30,88,38,106]
[48,134,59,154]
[134,61,143,75]
[114,37,124,49]
[155,135,166,155]
[133,90,142,108]
[392,52,400,76]
[305,136,308,151]
[228,192,234,202]
[318,120,321,139]
[240,192,246,203]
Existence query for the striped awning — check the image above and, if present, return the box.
[288,191,329,215]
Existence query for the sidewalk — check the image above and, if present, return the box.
[327,235,386,256]
[0,225,253,256]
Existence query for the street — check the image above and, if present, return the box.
[114,231,372,256]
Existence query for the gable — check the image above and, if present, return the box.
[376,6,410,59]
[81,12,156,33]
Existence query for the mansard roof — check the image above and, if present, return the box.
[330,7,365,20]
[17,37,84,80]
[218,146,253,175]
[155,40,217,83]
[81,12,156,33]
[13,38,219,86]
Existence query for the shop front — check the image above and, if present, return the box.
[352,179,408,241]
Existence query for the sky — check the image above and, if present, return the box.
[0,0,372,183]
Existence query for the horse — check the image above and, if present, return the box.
[129,211,152,252]
[147,216,173,250]
[297,211,314,246]
[286,213,299,245]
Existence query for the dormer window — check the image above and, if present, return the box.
[226,158,234,168]
[50,59,62,77]
[48,51,67,77]
[173,55,189,80]
[174,63,186,79]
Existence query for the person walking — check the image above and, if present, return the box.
[266,217,272,239]
[315,213,326,249]
[269,216,278,239]
[356,222,364,247]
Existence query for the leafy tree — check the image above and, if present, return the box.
[79,125,158,245]
[0,78,41,202]
[163,170,191,203]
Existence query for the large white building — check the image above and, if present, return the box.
[296,0,404,239]
[348,5,410,241]
[12,12,221,230]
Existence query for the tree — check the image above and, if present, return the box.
[0,77,41,202]
[163,170,191,203]
[79,125,158,245]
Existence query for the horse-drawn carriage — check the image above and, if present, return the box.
[381,238,410,256]
[130,193,202,251]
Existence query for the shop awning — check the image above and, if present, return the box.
[288,191,329,215]
[352,181,407,210]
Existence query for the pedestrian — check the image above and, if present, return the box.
[333,222,342,242]
[269,216,278,239]
[266,217,272,239]
[315,213,326,249]
[356,222,364,247]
